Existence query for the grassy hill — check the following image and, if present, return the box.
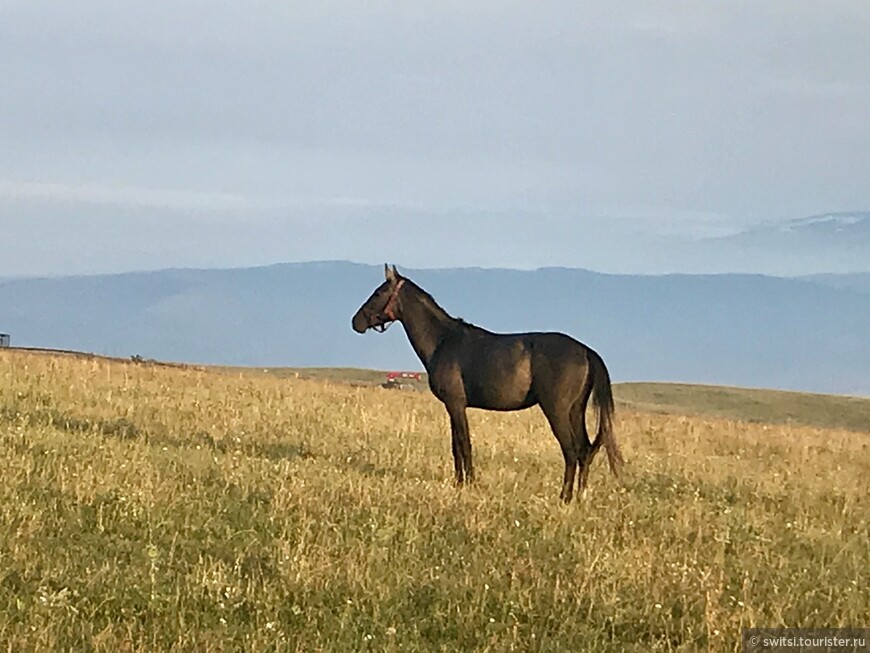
[0,350,867,651]
[615,382,870,433]
[251,366,870,433]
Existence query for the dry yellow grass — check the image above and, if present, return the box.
[0,350,867,652]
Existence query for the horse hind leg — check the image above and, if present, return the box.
[559,439,578,503]
[570,398,595,492]
[541,404,579,503]
[570,368,599,494]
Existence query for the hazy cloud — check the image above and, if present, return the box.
[1,1,868,276]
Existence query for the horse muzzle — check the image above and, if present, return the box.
[351,312,370,333]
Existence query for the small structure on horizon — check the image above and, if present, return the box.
[0,333,9,348]
[382,371,423,389]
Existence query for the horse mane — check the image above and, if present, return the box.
[406,279,488,333]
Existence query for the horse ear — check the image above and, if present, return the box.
[385,264,396,282]
[391,264,401,279]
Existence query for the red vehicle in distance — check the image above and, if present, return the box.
[383,371,423,389]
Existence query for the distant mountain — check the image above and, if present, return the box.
[1,262,868,395]
[701,212,870,275]
[785,211,869,232]
[738,211,870,244]
[802,272,870,294]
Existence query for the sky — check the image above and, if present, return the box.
[2,1,869,277]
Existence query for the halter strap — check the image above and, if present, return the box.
[383,279,405,321]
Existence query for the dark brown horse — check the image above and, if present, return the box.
[352,265,623,502]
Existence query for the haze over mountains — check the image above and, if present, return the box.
[1,260,868,396]
[2,210,869,279]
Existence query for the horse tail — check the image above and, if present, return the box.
[588,347,624,476]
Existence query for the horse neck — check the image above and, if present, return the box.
[399,286,457,370]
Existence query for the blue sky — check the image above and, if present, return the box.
[1,1,869,277]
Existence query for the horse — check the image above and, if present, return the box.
[351,264,623,503]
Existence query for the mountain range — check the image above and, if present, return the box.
[1,261,868,396]
[697,212,870,275]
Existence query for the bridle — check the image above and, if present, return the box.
[373,279,405,332]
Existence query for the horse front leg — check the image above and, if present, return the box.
[450,423,464,484]
[448,406,472,484]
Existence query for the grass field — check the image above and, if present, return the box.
[0,350,868,651]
